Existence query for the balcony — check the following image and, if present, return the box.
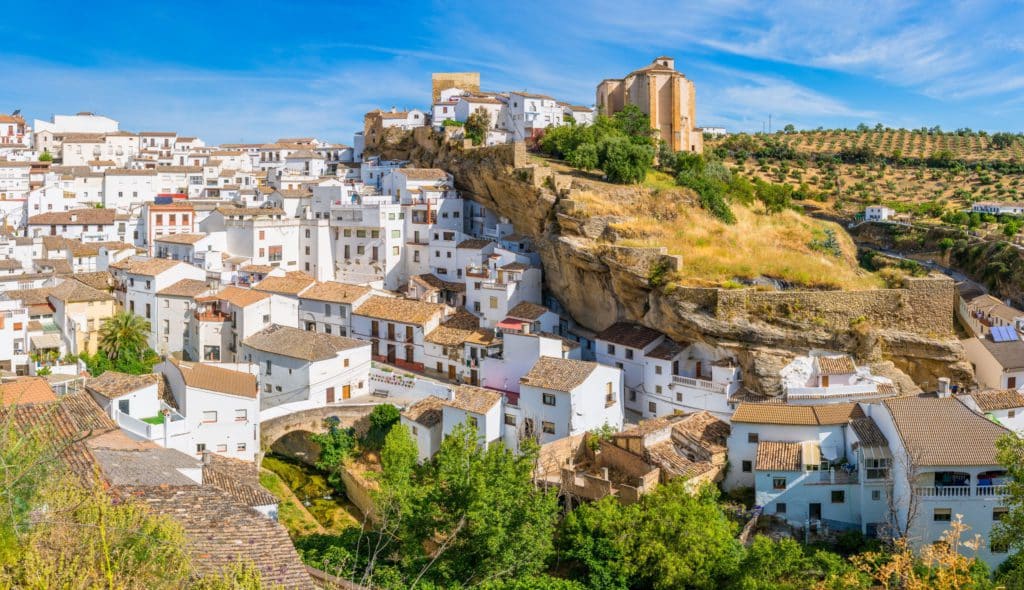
[671,374,730,395]
[195,310,230,322]
[913,485,1007,498]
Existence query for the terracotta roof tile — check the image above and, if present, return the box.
[443,385,502,414]
[47,279,114,303]
[731,402,864,425]
[243,323,368,361]
[153,233,206,245]
[402,395,444,427]
[884,396,1010,466]
[253,274,316,296]
[0,377,57,406]
[355,295,445,326]
[596,321,664,349]
[28,208,117,225]
[172,359,256,398]
[157,279,210,298]
[110,257,184,277]
[966,389,1024,412]
[299,281,371,304]
[520,356,597,392]
[85,372,158,400]
[849,417,888,447]
[755,441,803,471]
[816,355,857,375]
[213,286,271,308]
[397,168,448,181]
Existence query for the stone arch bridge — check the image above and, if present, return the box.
[260,403,383,451]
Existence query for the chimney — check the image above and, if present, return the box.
[937,377,951,398]
[202,450,212,465]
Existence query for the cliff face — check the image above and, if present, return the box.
[369,128,972,394]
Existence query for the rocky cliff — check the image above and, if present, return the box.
[368,128,972,394]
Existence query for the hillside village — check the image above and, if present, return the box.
[3,57,1024,589]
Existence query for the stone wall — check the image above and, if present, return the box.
[340,465,378,523]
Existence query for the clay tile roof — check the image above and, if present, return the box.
[299,281,371,304]
[506,301,550,321]
[47,278,114,303]
[755,441,803,471]
[34,258,72,274]
[201,453,277,507]
[173,359,256,398]
[243,323,368,362]
[520,356,597,392]
[816,355,857,375]
[456,238,493,250]
[672,411,730,453]
[412,273,466,293]
[121,486,312,588]
[0,377,57,406]
[4,287,53,306]
[849,417,889,447]
[157,279,210,298]
[74,271,115,291]
[104,168,159,176]
[500,261,530,271]
[444,385,502,414]
[596,321,664,349]
[27,208,117,225]
[253,274,316,296]
[426,310,495,346]
[402,395,445,427]
[883,397,1010,466]
[214,206,285,217]
[0,258,21,271]
[967,389,1024,412]
[85,371,158,400]
[398,168,449,181]
[213,285,271,307]
[647,339,685,360]
[110,257,183,277]
[153,233,206,245]
[354,295,445,325]
[731,402,864,425]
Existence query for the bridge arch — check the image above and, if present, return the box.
[260,403,380,453]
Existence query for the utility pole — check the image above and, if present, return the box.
[769,113,772,134]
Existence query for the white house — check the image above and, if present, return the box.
[962,332,1024,390]
[241,323,371,410]
[959,389,1024,434]
[515,356,624,446]
[297,281,372,337]
[25,208,119,241]
[400,395,445,463]
[779,352,897,404]
[972,202,1024,216]
[0,297,29,374]
[109,256,208,351]
[864,206,895,222]
[85,371,164,430]
[157,358,260,461]
[351,295,447,371]
[440,384,503,446]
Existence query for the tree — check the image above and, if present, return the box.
[465,107,491,146]
[754,179,793,215]
[612,104,656,144]
[98,311,151,362]
[362,404,400,450]
[37,151,52,162]
[311,417,357,487]
[599,135,654,184]
[783,124,796,134]
[566,142,599,171]
[993,433,1024,553]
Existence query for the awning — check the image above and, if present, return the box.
[801,441,822,467]
[30,333,62,350]
[860,445,893,460]
[496,318,526,331]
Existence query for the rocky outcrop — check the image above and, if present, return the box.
[369,129,972,393]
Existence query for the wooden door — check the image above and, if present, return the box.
[447,365,456,380]
[387,344,396,363]
[471,369,478,386]
[326,387,335,403]
[821,375,830,387]
[1009,376,1018,389]
[342,385,351,400]
[694,361,702,379]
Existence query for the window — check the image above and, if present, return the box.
[772,477,787,490]
[504,413,516,426]
[741,460,752,472]
[865,458,890,480]
[831,490,845,504]
[748,433,759,444]
[606,344,615,355]
[202,411,217,423]
[235,409,247,422]
[871,490,882,501]
[541,421,555,434]
[118,399,130,415]
[648,401,657,414]
[628,390,636,402]
[625,349,634,360]
[489,296,498,309]
[214,443,227,453]
[994,507,1009,521]
[776,503,787,514]
[933,509,952,522]
[655,385,662,394]
[391,229,400,238]
[542,393,556,406]
[655,365,662,375]
[467,416,478,428]
[264,360,272,375]
[1010,410,1017,419]
[344,358,349,367]
[258,230,265,240]
[196,443,206,454]
[237,443,247,452]
[605,382,615,406]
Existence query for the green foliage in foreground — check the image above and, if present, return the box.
[539,105,656,184]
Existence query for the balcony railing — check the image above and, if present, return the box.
[671,375,729,394]
[914,485,1007,498]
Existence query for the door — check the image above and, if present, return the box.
[387,323,395,340]
[694,361,702,379]
[809,503,822,520]
[326,387,335,404]
[448,365,456,380]
[821,375,830,387]
[471,369,478,386]
[387,344,396,363]
[342,385,351,400]
[1009,376,1018,388]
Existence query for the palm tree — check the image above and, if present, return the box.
[98,312,151,361]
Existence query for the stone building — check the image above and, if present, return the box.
[596,57,702,153]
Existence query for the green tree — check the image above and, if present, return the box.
[566,142,599,171]
[362,403,400,450]
[993,433,1024,553]
[37,151,52,162]
[613,104,657,144]
[754,179,793,215]
[98,311,151,362]
[599,135,654,184]
[310,417,357,487]
[465,107,491,146]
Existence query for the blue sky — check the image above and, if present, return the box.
[2,0,1023,145]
